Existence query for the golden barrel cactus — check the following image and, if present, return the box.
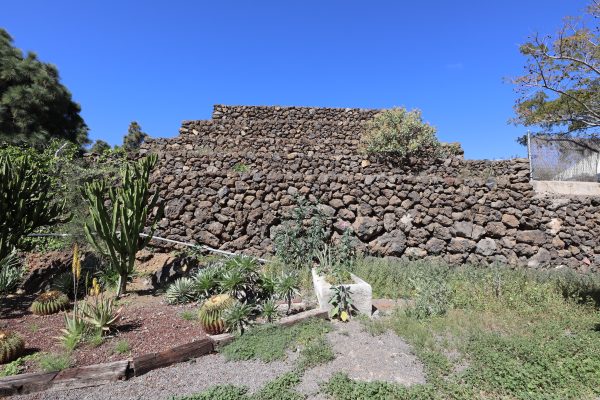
[31,290,70,315]
[0,331,25,364]
[198,294,234,335]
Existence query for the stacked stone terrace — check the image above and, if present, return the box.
[140,105,600,272]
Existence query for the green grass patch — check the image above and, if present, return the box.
[297,337,334,371]
[180,310,197,321]
[113,340,130,355]
[221,318,331,363]
[321,372,436,400]
[356,258,600,400]
[171,372,303,400]
[36,352,72,372]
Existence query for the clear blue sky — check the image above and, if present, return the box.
[0,1,589,159]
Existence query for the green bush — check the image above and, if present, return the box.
[361,107,441,162]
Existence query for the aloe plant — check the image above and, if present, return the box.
[83,155,163,297]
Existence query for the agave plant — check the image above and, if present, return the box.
[258,272,276,301]
[165,277,197,305]
[31,291,70,315]
[223,302,253,335]
[275,272,300,315]
[81,294,121,334]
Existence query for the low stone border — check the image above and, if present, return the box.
[0,308,328,397]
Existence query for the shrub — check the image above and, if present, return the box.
[273,196,327,270]
[31,291,70,315]
[165,277,198,305]
[361,107,440,163]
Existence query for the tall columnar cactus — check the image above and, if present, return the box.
[198,294,235,335]
[0,331,25,364]
[31,290,70,315]
[83,155,163,297]
[0,154,68,260]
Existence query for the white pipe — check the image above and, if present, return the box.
[27,232,268,263]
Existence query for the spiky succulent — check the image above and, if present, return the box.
[31,290,70,315]
[223,302,253,335]
[0,331,25,364]
[198,294,235,335]
[165,277,197,305]
[192,266,223,300]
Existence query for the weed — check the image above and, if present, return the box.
[36,352,71,372]
[297,337,334,371]
[222,318,330,363]
[113,340,130,355]
[180,310,196,321]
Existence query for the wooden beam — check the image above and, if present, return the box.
[132,337,213,377]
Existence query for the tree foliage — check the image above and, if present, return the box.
[512,1,600,145]
[0,29,88,147]
[123,121,148,152]
[83,154,163,297]
[90,140,112,154]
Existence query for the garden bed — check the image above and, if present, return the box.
[0,291,206,375]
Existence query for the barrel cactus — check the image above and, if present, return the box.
[0,331,24,364]
[31,290,70,315]
[198,294,235,335]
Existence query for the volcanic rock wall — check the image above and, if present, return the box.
[140,105,600,272]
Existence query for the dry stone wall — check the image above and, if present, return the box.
[139,105,600,272]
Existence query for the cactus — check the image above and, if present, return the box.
[0,331,25,364]
[198,294,235,335]
[83,155,163,297]
[0,154,69,261]
[31,290,70,315]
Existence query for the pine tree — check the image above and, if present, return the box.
[122,121,148,152]
[0,29,88,147]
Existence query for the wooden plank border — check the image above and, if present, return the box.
[0,307,327,397]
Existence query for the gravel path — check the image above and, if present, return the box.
[298,320,426,397]
[11,319,425,400]
[11,354,293,400]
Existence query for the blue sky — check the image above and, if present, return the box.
[0,1,589,159]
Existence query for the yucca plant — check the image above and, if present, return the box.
[198,294,235,335]
[31,290,70,315]
[260,298,279,323]
[83,155,163,298]
[275,272,300,315]
[165,277,197,305]
[81,293,121,334]
[223,302,253,335]
[0,331,25,364]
